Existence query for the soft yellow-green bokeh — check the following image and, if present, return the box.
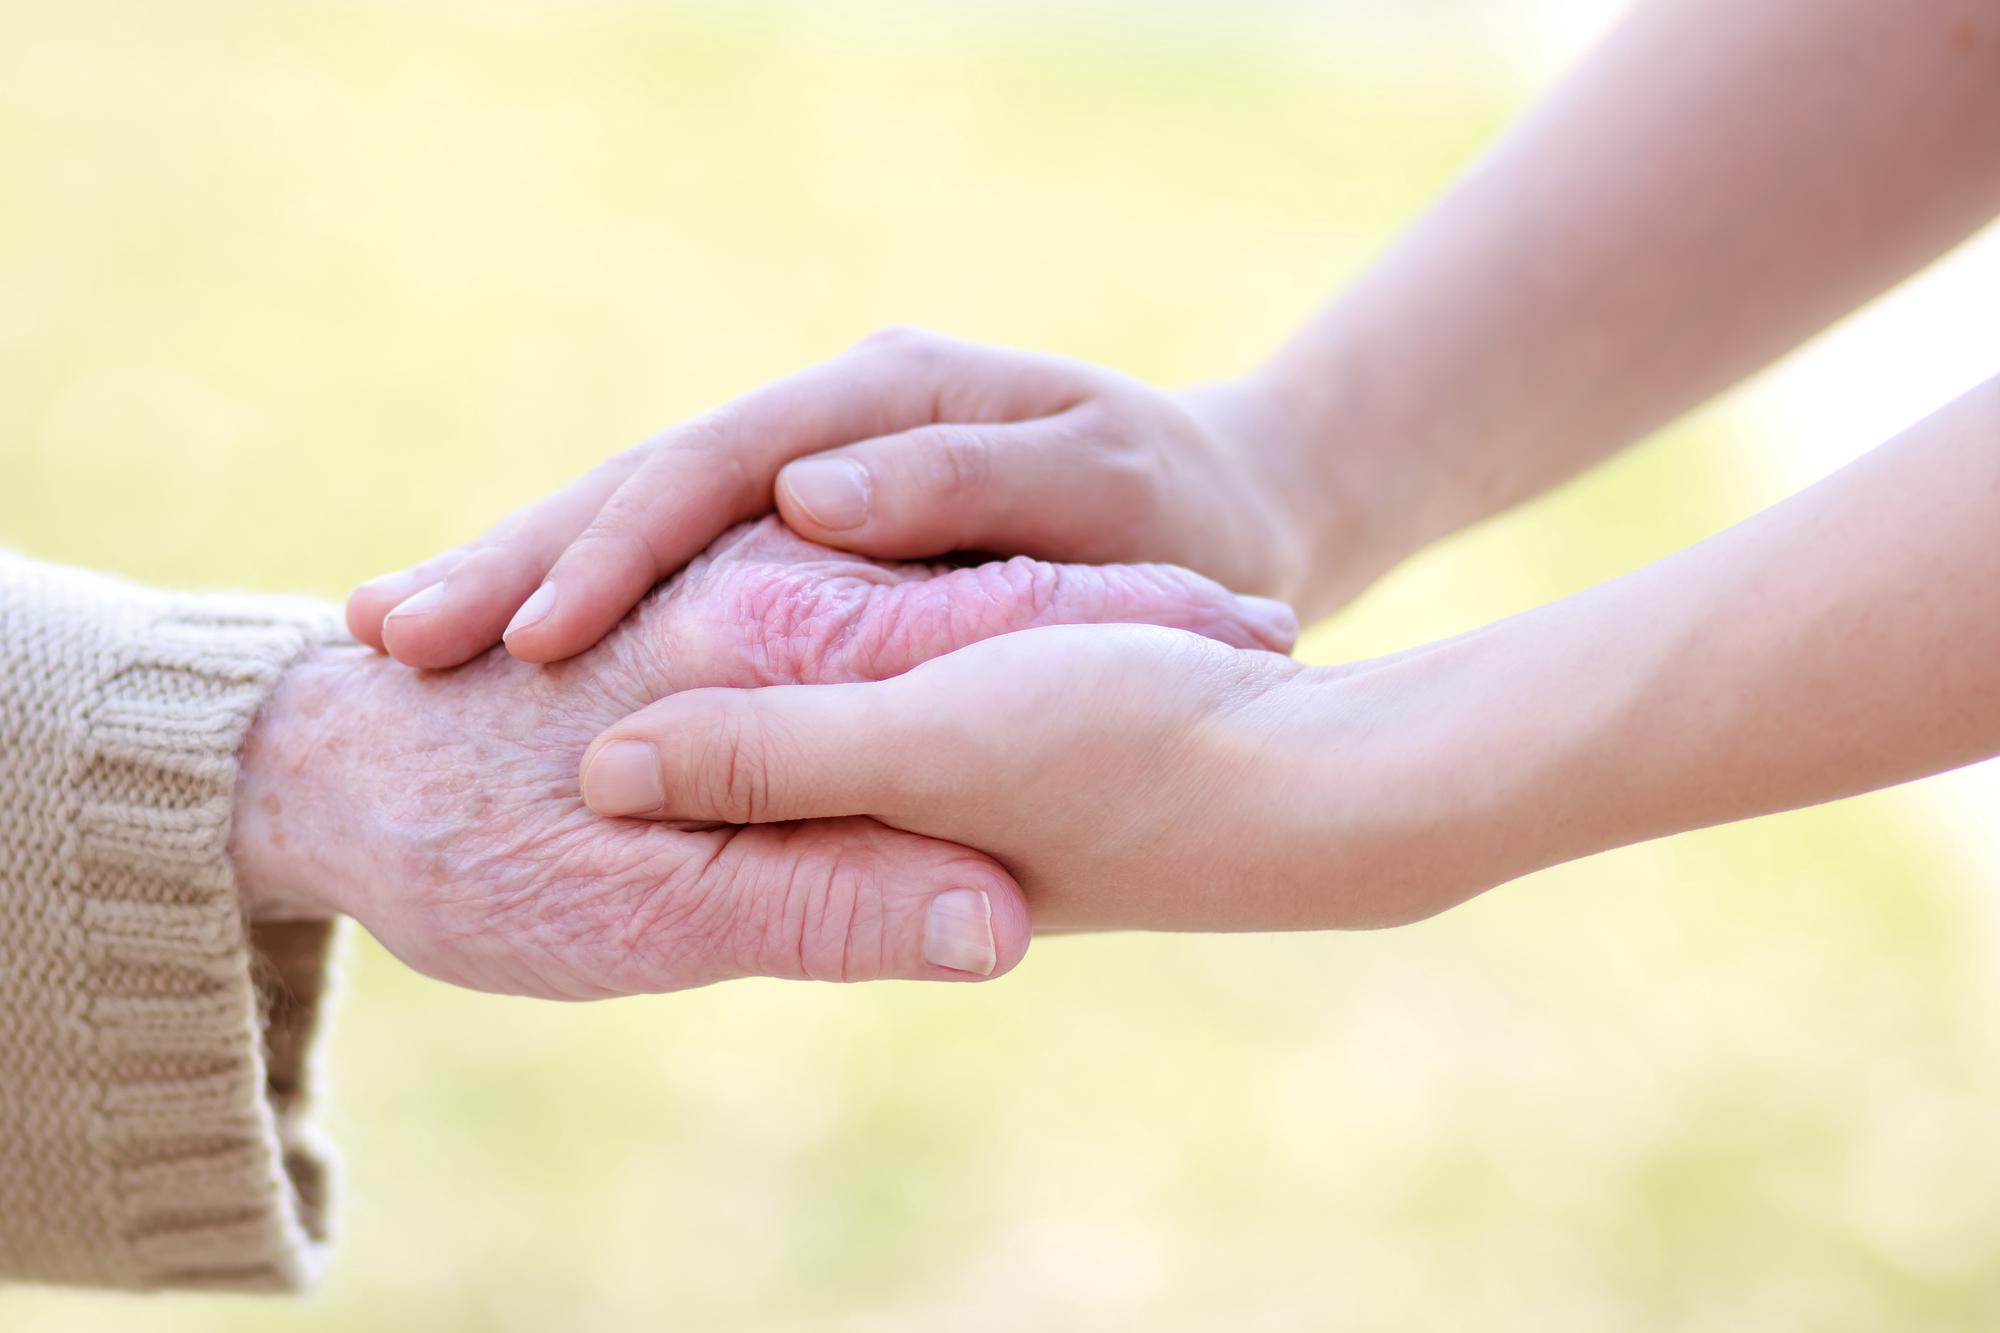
[4,2,1997,1329]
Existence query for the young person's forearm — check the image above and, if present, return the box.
[1352,373,2000,904]
[558,378,1996,934]
[1262,0,2000,593]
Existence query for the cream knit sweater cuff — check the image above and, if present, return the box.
[1,553,348,1293]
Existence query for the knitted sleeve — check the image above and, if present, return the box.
[0,552,348,1292]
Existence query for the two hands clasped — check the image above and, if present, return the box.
[237,337,1513,1000]
[228,0,2000,999]
[227,324,2000,1003]
[238,338,1384,997]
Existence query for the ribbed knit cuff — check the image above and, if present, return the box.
[75,604,347,1291]
[0,557,348,1292]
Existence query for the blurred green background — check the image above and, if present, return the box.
[5,1,1998,1328]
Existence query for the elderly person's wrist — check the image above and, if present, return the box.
[230,646,374,923]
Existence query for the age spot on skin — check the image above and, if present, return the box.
[260,793,287,849]
[1951,21,1978,54]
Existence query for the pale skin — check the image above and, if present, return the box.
[580,379,2000,932]
[339,0,2000,938]
[230,521,1292,995]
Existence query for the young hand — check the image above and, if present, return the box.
[568,376,2000,941]
[345,329,1366,669]
[574,622,1488,934]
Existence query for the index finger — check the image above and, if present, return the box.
[499,333,1084,663]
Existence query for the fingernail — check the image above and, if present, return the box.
[504,582,557,641]
[1234,595,1299,650]
[385,581,447,621]
[923,889,996,976]
[581,740,666,816]
[781,458,872,531]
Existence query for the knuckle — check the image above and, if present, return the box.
[852,583,952,676]
[856,557,1070,673]
[916,424,993,501]
[857,324,962,380]
[478,505,541,550]
[562,519,668,588]
[722,566,873,684]
[987,555,1071,625]
[857,323,934,355]
[696,702,774,823]
[660,408,756,497]
[1085,435,1161,525]
[676,403,745,453]
[1030,404,1161,539]
[609,438,649,468]
[695,420,753,481]
[601,437,657,474]
[750,835,886,983]
[446,539,543,592]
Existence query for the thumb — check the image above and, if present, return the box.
[580,678,925,825]
[775,414,1133,565]
[696,819,1031,983]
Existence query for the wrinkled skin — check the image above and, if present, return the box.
[235,519,1293,999]
[344,327,1352,671]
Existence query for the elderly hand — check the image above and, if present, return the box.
[231,519,1294,999]
[343,328,1386,670]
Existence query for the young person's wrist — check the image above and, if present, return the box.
[1231,354,1453,620]
[1268,621,1580,928]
